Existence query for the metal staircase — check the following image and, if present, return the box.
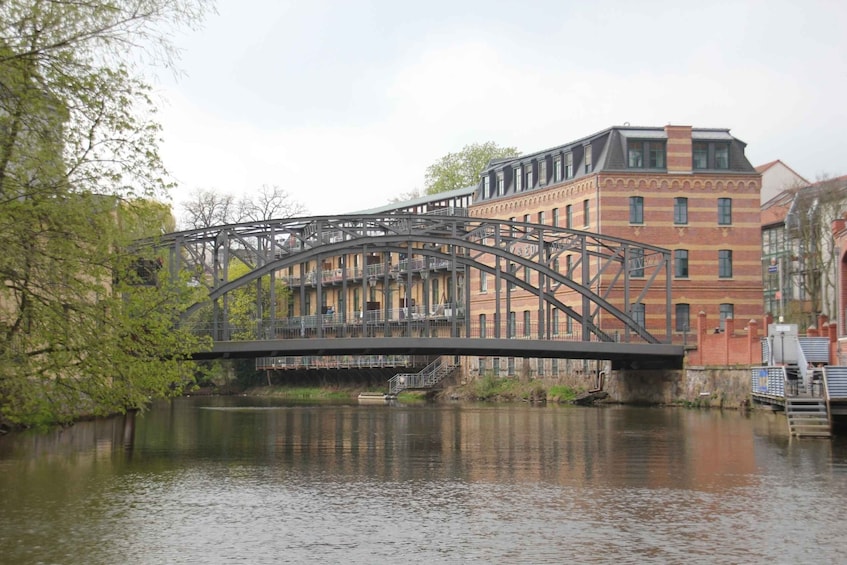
[388,357,459,395]
[786,397,831,438]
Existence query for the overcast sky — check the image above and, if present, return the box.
[154,0,847,217]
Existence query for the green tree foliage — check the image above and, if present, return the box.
[226,259,291,341]
[0,1,214,427]
[424,141,520,195]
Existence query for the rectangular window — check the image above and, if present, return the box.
[508,311,516,338]
[719,303,734,330]
[674,249,689,278]
[483,176,491,198]
[554,157,562,182]
[718,198,732,225]
[565,153,573,179]
[566,316,573,334]
[478,357,487,372]
[508,357,515,376]
[480,271,488,293]
[629,196,644,224]
[552,308,559,335]
[479,314,486,338]
[583,199,590,227]
[630,247,644,278]
[553,257,560,273]
[566,204,573,228]
[715,143,729,169]
[675,304,690,333]
[540,161,547,185]
[515,166,522,192]
[584,145,592,173]
[628,141,644,168]
[649,142,666,168]
[632,303,645,328]
[526,169,533,189]
[523,310,531,337]
[523,213,531,224]
[524,265,530,284]
[492,357,500,373]
[565,254,573,279]
[674,197,688,224]
[552,208,559,227]
[628,141,665,168]
[539,211,546,225]
[497,173,504,196]
[719,249,732,278]
[693,143,708,169]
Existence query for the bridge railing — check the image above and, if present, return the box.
[183,312,649,344]
[256,354,431,371]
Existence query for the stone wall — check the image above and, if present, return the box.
[606,366,752,408]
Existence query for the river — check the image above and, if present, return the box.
[1,396,847,564]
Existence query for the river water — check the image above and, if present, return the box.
[2,397,847,564]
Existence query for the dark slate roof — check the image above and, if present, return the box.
[475,125,757,204]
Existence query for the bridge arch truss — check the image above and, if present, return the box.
[149,214,675,358]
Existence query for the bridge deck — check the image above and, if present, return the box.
[194,336,684,369]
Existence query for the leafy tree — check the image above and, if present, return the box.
[785,175,847,325]
[226,259,291,341]
[424,141,519,195]
[0,0,214,427]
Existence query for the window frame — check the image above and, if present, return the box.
[630,247,645,278]
[692,143,708,169]
[718,198,732,225]
[675,303,690,333]
[514,166,522,192]
[719,303,734,330]
[674,197,688,225]
[674,249,689,278]
[718,249,733,278]
[629,195,644,224]
[632,302,646,328]
[714,143,730,169]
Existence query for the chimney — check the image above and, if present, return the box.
[665,125,692,173]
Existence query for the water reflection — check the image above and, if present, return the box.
[2,398,847,564]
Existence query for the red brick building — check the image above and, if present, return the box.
[470,124,763,345]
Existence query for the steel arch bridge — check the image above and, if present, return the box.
[145,214,684,369]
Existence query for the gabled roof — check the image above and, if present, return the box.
[755,159,810,184]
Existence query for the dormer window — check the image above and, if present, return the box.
[514,166,522,192]
[565,153,573,179]
[627,141,666,169]
[584,145,592,173]
[715,143,729,169]
[496,172,504,196]
[693,141,730,169]
[693,143,707,169]
[483,176,491,198]
[539,160,547,185]
[554,156,563,182]
[526,168,533,189]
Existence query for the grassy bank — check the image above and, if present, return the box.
[238,376,586,405]
[443,375,582,403]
